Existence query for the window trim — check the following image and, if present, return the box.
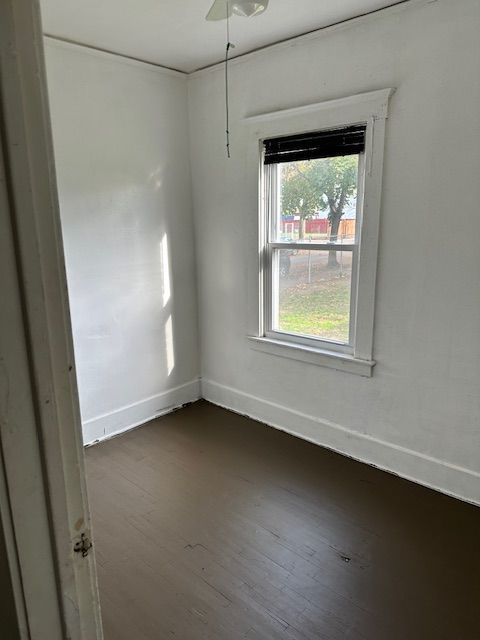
[244,89,394,377]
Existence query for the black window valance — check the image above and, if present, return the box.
[263,124,366,165]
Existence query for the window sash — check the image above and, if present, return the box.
[264,246,356,352]
[269,242,355,251]
[263,154,365,353]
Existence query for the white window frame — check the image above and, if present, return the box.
[263,152,364,355]
[245,89,394,377]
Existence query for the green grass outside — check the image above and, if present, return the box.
[279,276,351,343]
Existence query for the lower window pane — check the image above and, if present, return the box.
[273,249,352,344]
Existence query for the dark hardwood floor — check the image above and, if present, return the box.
[86,400,480,640]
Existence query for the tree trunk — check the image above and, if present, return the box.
[299,217,306,240]
[328,215,341,268]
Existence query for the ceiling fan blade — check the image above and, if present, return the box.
[206,0,232,21]
[232,0,269,18]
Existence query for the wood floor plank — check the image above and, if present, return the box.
[86,400,480,640]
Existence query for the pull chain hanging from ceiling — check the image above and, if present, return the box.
[205,0,270,158]
[225,2,234,158]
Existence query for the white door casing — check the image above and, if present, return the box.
[0,1,102,638]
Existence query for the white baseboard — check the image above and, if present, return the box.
[82,378,201,445]
[201,378,480,506]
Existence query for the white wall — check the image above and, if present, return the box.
[188,0,480,504]
[45,39,200,443]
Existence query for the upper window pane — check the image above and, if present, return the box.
[271,155,360,244]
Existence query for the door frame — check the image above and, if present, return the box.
[0,1,102,638]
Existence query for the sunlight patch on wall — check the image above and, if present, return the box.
[161,233,171,308]
[165,314,175,376]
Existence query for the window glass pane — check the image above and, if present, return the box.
[272,155,359,243]
[273,248,352,344]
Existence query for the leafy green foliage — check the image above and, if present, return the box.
[280,155,358,225]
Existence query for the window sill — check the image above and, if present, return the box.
[248,336,375,377]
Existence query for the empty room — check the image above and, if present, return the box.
[0,0,479,639]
